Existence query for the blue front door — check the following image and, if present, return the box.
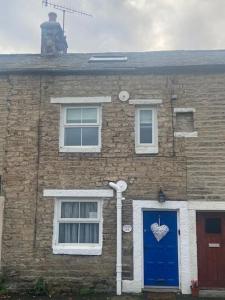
[143,210,179,287]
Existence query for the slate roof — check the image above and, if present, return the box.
[1,50,225,74]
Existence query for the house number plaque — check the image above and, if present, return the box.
[123,225,132,233]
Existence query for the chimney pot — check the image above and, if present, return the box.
[40,13,68,56]
[48,12,57,22]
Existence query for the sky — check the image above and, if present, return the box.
[1,0,225,54]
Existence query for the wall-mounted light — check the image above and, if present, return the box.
[159,188,168,203]
[171,94,177,101]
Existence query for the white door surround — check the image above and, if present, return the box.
[122,200,225,294]
[188,201,225,286]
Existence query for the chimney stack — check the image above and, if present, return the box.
[40,12,68,56]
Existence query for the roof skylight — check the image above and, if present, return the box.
[89,56,128,62]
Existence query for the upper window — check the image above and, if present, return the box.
[60,106,101,152]
[135,107,158,154]
[53,199,102,255]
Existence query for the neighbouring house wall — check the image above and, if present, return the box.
[0,76,10,271]
[172,74,225,202]
[0,76,10,179]
[0,72,225,292]
[0,196,5,271]
[1,75,42,290]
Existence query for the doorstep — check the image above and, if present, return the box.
[143,287,180,293]
[199,289,225,298]
[142,289,179,300]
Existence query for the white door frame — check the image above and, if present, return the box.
[188,201,225,284]
[122,200,225,294]
[122,200,190,294]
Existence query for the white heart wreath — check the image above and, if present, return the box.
[151,223,169,242]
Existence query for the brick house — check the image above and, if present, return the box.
[0,13,225,295]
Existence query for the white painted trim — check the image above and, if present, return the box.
[123,280,141,293]
[174,108,196,113]
[188,201,225,289]
[135,106,158,154]
[109,181,128,295]
[188,201,225,210]
[0,196,4,270]
[123,200,225,295]
[129,99,162,105]
[51,96,111,104]
[135,146,158,154]
[53,245,102,255]
[59,146,101,153]
[189,209,198,282]
[43,189,113,198]
[174,131,198,138]
[122,200,191,294]
[52,199,103,255]
[59,105,102,153]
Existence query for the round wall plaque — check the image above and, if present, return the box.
[119,90,130,102]
[123,225,132,233]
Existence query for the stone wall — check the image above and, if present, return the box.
[0,76,9,179]
[0,72,225,292]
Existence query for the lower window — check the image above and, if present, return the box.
[53,199,102,255]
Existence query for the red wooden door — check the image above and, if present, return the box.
[197,212,225,288]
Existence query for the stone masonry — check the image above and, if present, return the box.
[0,70,225,292]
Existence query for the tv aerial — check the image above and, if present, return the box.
[42,0,92,32]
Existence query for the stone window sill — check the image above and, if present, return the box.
[59,146,101,153]
[53,245,102,255]
[174,131,198,138]
[135,145,158,154]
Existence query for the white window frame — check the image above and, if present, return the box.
[59,105,102,153]
[135,106,158,154]
[53,198,103,255]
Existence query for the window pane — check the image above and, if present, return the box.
[140,110,152,124]
[82,108,97,123]
[80,202,98,218]
[205,218,221,234]
[61,202,79,218]
[66,108,81,123]
[59,223,79,243]
[79,223,99,243]
[82,127,98,146]
[140,124,152,143]
[64,127,81,146]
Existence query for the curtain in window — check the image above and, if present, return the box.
[80,224,99,243]
[80,202,97,218]
[59,223,79,243]
[61,202,79,218]
[59,223,99,243]
[59,202,99,244]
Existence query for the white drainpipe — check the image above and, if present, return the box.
[109,180,127,295]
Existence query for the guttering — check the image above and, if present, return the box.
[109,180,127,295]
[1,64,225,76]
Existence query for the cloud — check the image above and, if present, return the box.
[0,0,225,54]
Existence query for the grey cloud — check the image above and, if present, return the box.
[1,0,225,54]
